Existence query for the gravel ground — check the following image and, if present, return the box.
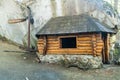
[0,40,120,80]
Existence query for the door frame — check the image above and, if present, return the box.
[102,33,110,64]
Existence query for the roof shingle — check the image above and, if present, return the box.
[36,14,115,36]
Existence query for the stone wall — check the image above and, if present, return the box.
[36,53,102,69]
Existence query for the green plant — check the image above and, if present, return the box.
[113,48,120,61]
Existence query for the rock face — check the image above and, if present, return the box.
[0,0,119,48]
[37,54,102,69]
[117,58,120,64]
[0,0,27,44]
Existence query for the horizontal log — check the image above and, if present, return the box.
[38,39,58,42]
[96,50,102,53]
[38,42,44,44]
[92,45,97,47]
[38,51,102,56]
[42,51,92,54]
[38,41,58,44]
[78,35,92,37]
[47,44,59,47]
[78,45,92,47]
[78,44,92,47]
[77,47,92,50]
[38,50,102,55]
[96,37,101,40]
[38,47,102,51]
[38,44,103,49]
[96,53,102,56]
[38,38,102,44]
[38,39,44,42]
[38,51,103,55]
[96,40,103,43]
[48,39,58,41]
[37,42,44,44]
[48,52,93,55]
[96,46,103,50]
[94,49,102,53]
[93,48,97,50]
[92,38,97,41]
[38,52,93,55]
[77,37,92,41]
[38,45,59,48]
[38,34,101,40]
[39,43,60,46]
[47,49,92,51]
[38,41,103,45]
[47,47,59,50]
[47,49,92,53]
[77,41,91,44]
[96,43,104,46]
[37,44,44,47]
[38,46,59,50]
[47,41,59,44]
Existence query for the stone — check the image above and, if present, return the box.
[36,53,103,69]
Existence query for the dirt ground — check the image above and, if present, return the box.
[0,40,120,80]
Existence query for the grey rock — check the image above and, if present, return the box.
[36,53,103,69]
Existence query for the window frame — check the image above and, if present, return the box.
[59,36,78,49]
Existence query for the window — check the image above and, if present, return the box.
[60,37,77,48]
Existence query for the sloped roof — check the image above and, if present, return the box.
[36,14,115,36]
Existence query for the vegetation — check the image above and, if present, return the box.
[113,43,120,65]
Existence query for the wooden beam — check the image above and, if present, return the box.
[42,36,47,56]
[91,34,97,56]
[106,33,110,63]
[8,18,27,24]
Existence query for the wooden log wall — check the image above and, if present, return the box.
[37,33,104,56]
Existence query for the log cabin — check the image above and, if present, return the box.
[36,14,116,63]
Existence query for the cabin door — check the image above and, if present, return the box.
[102,33,110,64]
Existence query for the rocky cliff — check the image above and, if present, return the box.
[0,0,119,48]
